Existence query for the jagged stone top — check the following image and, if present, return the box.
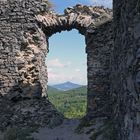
[0,0,112,35]
[48,4,112,22]
[64,4,112,16]
[35,4,112,36]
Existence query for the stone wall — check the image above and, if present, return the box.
[1,0,140,139]
[86,21,113,118]
[0,1,63,130]
[35,4,113,119]
[36,5,112,36]
[0,0,49,99]
[0,0,113,120]
[112,0,140,139]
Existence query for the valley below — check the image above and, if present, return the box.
[48,82,87,118]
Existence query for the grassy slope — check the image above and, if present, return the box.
[48,86,87,119]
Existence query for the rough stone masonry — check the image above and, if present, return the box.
[112,0,140,139]
[0,0,113,118]
[0,0,140,139]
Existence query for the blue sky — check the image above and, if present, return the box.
[50,0,112,14]
[46,29,87,85]
[46,0,112,85]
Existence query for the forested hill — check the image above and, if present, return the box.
[48,86,87,118]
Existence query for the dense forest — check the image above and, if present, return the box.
[48,86,87,118]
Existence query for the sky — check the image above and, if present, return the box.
[46,0,112,85]
[50,0,112,14]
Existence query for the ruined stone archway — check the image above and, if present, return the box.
[0,0,113,118]
[35,5,113,117]
[1,0,140,139]
[35,4,112,36]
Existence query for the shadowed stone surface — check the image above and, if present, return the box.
[0,0,113,122]
[112,0,140,139]
[1,0,140,139]
[0,97,63,131]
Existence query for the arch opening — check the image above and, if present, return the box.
[46,29,87,119]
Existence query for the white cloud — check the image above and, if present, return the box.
[47,58,65,68]
[48,72,58,79]
[65,61,72,67]
[46,59,87,85]
[48,68,53,72]
[48,68,87,85]
[75,69,80,72]
[48,72,70,84]
[47,59,72,68]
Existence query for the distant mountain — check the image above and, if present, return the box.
[51,81,83,91]
[47,85,87,95]
[62,86,87,95]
